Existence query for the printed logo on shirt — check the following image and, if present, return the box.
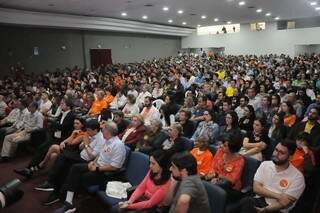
[225,165,233,173]
[279,179,289,189]
[104,146,112,153]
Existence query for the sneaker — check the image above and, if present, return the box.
[14,168,33,179]
[34,181,54,192]
[43,192,60,206]
[54,201,76,213]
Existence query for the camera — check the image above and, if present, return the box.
[0,178,24,209]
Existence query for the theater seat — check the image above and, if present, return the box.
[97,151,150,206]
[203,181,226,213]
[226,156,260,213]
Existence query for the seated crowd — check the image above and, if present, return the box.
[0,53,320,213]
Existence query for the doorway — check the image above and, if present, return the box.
[90,49,112,68]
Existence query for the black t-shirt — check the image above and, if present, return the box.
[245,131,270,155]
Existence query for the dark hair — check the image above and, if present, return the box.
[245,105,256,119]
[127,94,136,104]
[282,101,296,115]
[20,98,29,108]
[63,98,74,109]
[280,139,296,156]
[74,117,86,131]
[113,110,124,118]
[171,152,197,175]
[179,108,192,120]
[226,111,239,128]
[222,133,243,153]
[296,132,311,145]
[240,96,249,103]
[205,109,216,122]
[150,150,171,185]
[254,117,267,130]
[29,101,39,110]
[85,119,100,131]
[271,94,281,105]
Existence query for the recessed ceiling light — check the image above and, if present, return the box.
[121,12,127,16]
[168,19,173,23]
[256,8,263,13]
[316,7,320,10]
[227,21,232,24]
[265,13,271,16]
[197,24,201,27]
[177,10,184,14]
[142,15,148,19]
[274,17,280,20]
[214,18,219,22]
[163,6,169,11]
[182,22,187,25]
[310,2,317,6]
[201,15,207,19]
[239,1,246,6]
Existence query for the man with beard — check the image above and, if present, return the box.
[288,107,320,162]
[165,152,210,213]
[140,96,160,126]
[241,140,305,213]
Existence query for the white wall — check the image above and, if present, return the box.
[182,22,320,56]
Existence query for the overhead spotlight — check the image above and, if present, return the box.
[274,16,280,20]
[197,24,201,27]
[227,21,232,24]
[201,15,207,19]
[316,7,320,10]
[142,15,148,19]
[168,19,173,23]
[182,22,187,25]
[214,18,219,22]
[239,1,246,6]
[163,6,169,11]
[265,13,271,16]
[256,8,263,13]
[177,10,184,14]
[121,12,127,16]
[310,2,317,5]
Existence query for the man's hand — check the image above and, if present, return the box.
[60,142,66,150]
[277,193,295,207]
[88,161,97,172]
[118,201,130,209]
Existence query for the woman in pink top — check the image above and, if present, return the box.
[118,150,171,212]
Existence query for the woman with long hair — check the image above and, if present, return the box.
[280,101,297,127]
[118,150,171,212]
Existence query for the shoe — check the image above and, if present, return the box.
[43,192,60,206]
[14,168,33,179]
[54,201,76,213]
[34,181,54,192]
[0,156,10,163]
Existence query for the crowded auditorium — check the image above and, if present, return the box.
[1,1,320,213]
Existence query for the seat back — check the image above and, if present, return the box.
[125,151,150,186]
[241,156,261,190]
[152,99,165,110]
[203,181,227,213]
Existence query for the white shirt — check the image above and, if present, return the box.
[23,110,44,132]
[39,100,52,114]
[3,108,20,124]
[254,161,305,213]
[127,89,138,98]
[122,103,140,118]
[80,131,105,161]
[235,106,246,119]
[136,91,152,108]
[13,108,29,130]
[140,105,160,126]
[96,136,126,168]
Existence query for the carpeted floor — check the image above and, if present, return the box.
[0,151,109,213]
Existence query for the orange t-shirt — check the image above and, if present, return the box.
[67,130,88,145]
[103,95,114,108]
[291,148,316,173]
[89,99,108,116]
[210,148,244,190]
[190,148,214,176]
[284,114,296,127]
